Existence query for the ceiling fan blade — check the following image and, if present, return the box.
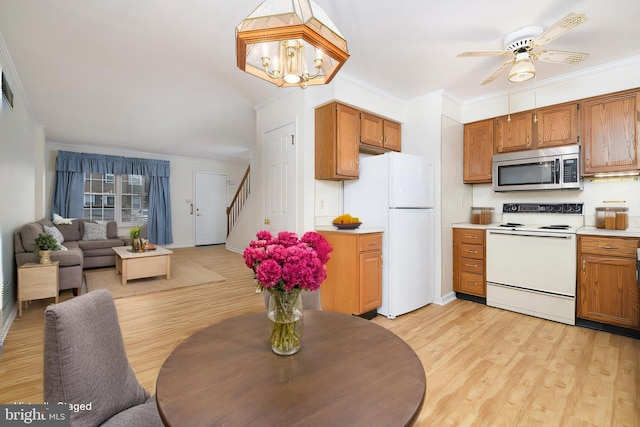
[531,13,589,47]
[533,50,589,64]
[481,60,515,85]
[457,50,511,58]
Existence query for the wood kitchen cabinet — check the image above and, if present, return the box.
[535,102,580,148]
[319,230,382,316]
[315,102,360,180]
[316,102,402,181]
[582,89,640,175]
[577,235,639,330]
[360,112,402,152]
[463,119,494,183]
[453,228,486,298]
[494,111,533,153]
[382,119,402,152]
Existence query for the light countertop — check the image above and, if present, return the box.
[452,222,640,238]
[315,226,384,234]
[451,222,490,229]
[577,226,640,238]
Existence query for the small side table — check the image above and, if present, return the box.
[17,261,59,317]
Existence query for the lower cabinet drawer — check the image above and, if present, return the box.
[459,271,484,296]
[460,257,484,275]
[460,244,483,260]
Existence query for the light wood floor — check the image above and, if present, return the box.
[1,246,638,426]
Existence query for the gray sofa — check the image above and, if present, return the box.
[14,219,127,294]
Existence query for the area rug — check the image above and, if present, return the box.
[84,259,226,298]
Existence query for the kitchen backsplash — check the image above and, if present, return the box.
[472,178,640,227]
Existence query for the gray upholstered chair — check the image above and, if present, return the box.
[43,289,163,427]
[262,290,322,310]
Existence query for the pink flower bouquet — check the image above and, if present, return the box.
[243,230,332,292]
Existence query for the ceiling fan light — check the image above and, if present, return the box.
[509,58,536,82]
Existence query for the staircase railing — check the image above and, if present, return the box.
[227,165,250,237]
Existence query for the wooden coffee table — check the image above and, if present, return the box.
[156,311,426,426]
[112,246,173,286]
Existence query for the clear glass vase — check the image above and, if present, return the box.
[267,289,303,355]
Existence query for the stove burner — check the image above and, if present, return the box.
[539,225,571,230]
[500,223,524,227]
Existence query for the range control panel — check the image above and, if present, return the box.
[502,203,584,214]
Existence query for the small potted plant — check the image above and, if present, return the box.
[129,226,144,252]
[35,233,59,264]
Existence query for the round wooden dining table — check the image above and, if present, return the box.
[155,310,426,427]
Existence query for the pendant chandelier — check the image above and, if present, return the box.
[236,0,349,88]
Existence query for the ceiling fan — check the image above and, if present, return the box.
[458,13,590,85]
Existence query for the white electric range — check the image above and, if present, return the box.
[486,203,584,325]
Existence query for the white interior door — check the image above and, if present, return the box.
[263,122,296,234]
[194,172,228,245]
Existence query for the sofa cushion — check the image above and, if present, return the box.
[78,238,125,252]
[83,222,107,241]
[50,247,83,268]
[20,223,44,252]
[44,225,65,245]
[107,222,118,239]
[56,220,81,242]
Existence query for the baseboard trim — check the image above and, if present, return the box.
[433,291,456,306]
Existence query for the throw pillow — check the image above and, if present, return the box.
[83,222,107,241]
[44,225,65,246]
[53,213,74,225]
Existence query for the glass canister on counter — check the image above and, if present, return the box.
[595,201,628,230]
[470,207,494,225]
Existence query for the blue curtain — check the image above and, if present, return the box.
[51,151,173,244]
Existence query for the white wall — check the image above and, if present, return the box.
[226,90,308,253]
[46,142,248,248]
[0,37,43,348]
[440,115,467,301]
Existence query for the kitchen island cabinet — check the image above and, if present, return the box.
[453,227,486,298]
[577,235,639,330]
[318,230,382,316]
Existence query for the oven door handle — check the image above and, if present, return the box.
[488,231,572,239]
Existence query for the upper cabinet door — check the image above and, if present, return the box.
[463,119,493,183]
[535,102,580,148]
[582,89,640,175]
[360,112,384,148]
[315,102,360,180]
[383,120,402,152]
[494,111,533,153]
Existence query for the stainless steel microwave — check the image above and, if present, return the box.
[492,145,583,192]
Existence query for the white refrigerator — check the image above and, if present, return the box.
[344,152,434,319]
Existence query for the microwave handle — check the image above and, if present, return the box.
[555,159,560,184]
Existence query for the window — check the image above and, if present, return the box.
[84,173,149,225]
